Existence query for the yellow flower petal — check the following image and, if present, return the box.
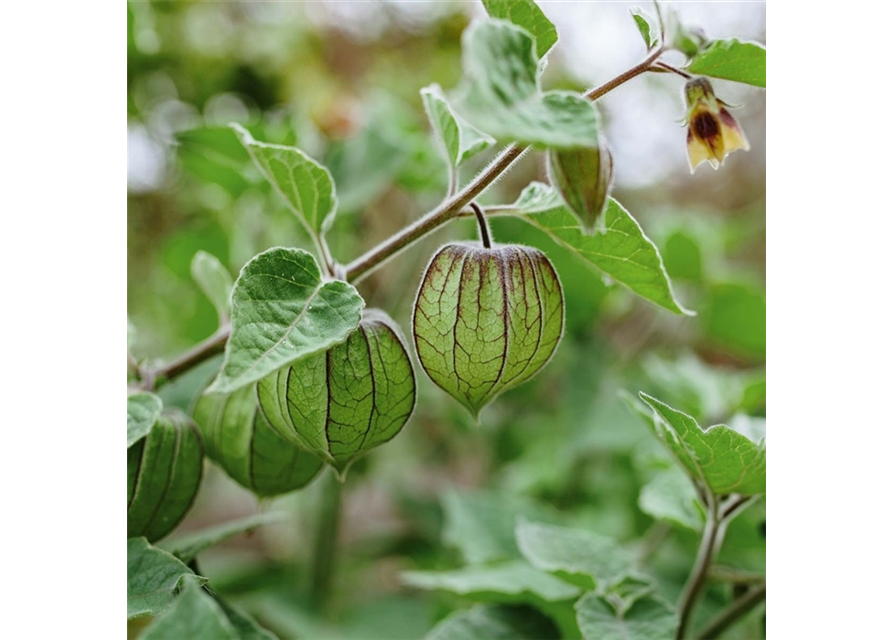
[718,108,751,157]
[687,129,719,172]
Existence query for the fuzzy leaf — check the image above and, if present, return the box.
[687,39,766,88]
[127,537,205,620]
[576,592,678,640]
[639,393,766,496]
[232,123,337,235]
[508,182,692,315]
[191,250,234,325]
[630,8,659,50]
[403,561,581,604]
[141,579,239,640]
[127,392,162,448]
[421,84,495,167]
[481,0,558,59]
[515,520,632,588]
[638,467,704,531]
[208,248,364,394]
[458,20,600,149]
[425,605,559,640]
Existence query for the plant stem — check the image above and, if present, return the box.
[310,468,343,613]
[676,497,725,640]
[344,47,664,284]
[147,326,230,389]
[471,203,491,249]
[695,581,766,640]
[653,61,693,79]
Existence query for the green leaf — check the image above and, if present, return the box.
[458,20,600,149]
[214,596,279,640]
[141,579,239,640]
[403,561,581,604]
[257,309,416,477]
[232,123,337,235]
[160,512,285,564]
[127,537,205,620]
[191,250,234,325]
[638,467,704,531]
[639,393,766,496]
[575,592,678,640]
[425,605,559,640]
[194,384,323,496]
[208,248,364,394]
[442,490,558,565]
[127,392,162,448]
[515,520,633,588]
[687,39,766,88]
[421,84,495,167]
[629,8,658,50]
[603,574,658,611]
[481,0,558,60]
[507,182,693,315]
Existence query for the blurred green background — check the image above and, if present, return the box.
[128,1,765,638]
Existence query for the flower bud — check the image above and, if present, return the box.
[127,410,203,542]
[193,384,323,497]
[684,77,750,172]
[547,138,614,236]
[257,309,416,478]
[413,243,564,418]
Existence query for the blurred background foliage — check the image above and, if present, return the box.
[128,1,765,638]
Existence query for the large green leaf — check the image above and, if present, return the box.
[458,20,600,149]
[232,124,337,235]
[191,250,234,326]
[639,393,766,496]
[403,561,581,604]
[425,605,559,640]
[127,392,162,448]
[421,84,495,168]
[160,512,285,564]
[515,520,632,589]
[575,592,678,640]
[638,468,704,531]
[481,0,558,59]
[442,490,558,564]
[127,537,205,620]
[214,596,279,640]
[506,182,692,315]
[687,39,766,88]
[141,579,239,640]
[208,248,364,394]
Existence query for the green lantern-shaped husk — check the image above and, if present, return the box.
[547,136,614,236]
[193,384,324,497]
[257,309,417,480]
[413,242,564,419]
[127,410,204,542]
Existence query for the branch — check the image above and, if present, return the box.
[695,581,766,640]
[147,326,230,389]
[344,46,665,283]
[676,498,725,640]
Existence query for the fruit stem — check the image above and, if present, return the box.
[310,467,343,614]
[471,202,491,249]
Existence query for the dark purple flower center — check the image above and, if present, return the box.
[693,112,719,140]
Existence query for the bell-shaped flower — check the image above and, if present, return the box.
[684,77,750,172]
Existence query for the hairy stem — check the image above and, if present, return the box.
[344,46,664,283]
[695,581,766,640]
[310,468,343,613]
[147,326,229,389]
[676,498,726,640]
